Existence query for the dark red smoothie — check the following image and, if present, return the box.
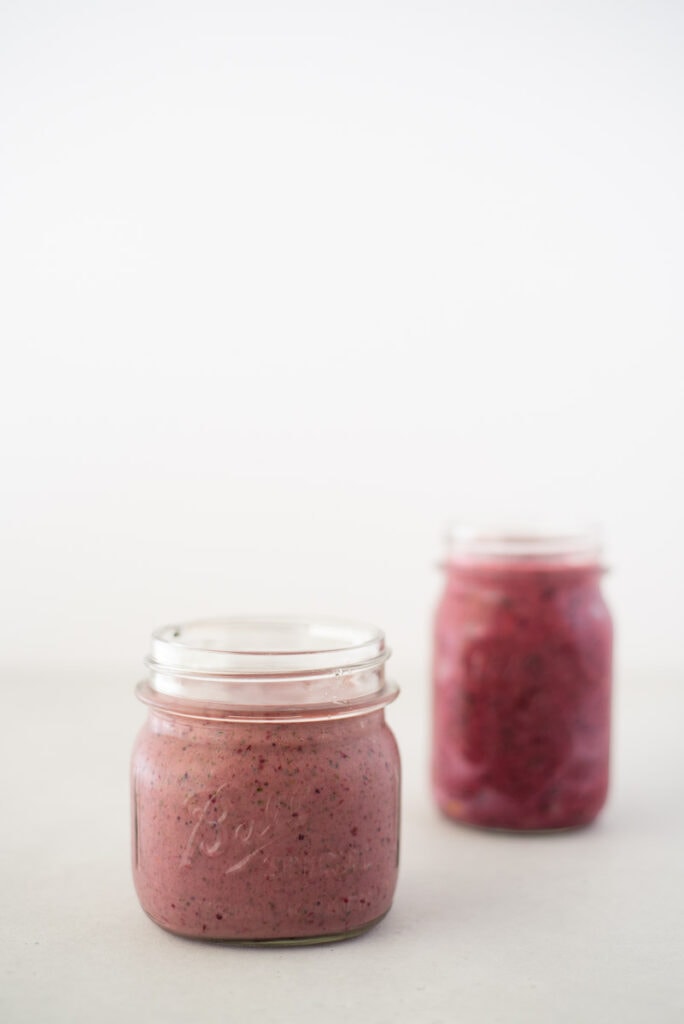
[433,538,612,830]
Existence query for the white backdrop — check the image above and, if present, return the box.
[2,4,684,1023]
[2,1,683,684]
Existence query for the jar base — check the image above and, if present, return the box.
[437,803,601,834]
[144,908,390,946]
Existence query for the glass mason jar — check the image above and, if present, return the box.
[131,617,401,944]
[432,527,613,831]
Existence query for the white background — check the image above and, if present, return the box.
[1,2,683,1021]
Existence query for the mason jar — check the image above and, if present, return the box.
[432,527,613,831]
[131,617,401,944]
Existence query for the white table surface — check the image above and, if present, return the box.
[2,664,683,1023]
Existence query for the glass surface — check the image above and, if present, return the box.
[143,616,395,712]
[132,617,401,943]
[443,523,603,563]
[433,530,613,830]
[132,710,400,942]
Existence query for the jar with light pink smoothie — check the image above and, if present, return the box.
[132,617,400,944]
[433,526,613,831]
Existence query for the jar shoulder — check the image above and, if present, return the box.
[132,713,400,776]
[435,572,612,642]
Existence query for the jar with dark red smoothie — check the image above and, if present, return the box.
[432,527,613,831]
[132,618,400,944]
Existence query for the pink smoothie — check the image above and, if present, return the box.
[132,708,400,942]
[433,560,612,830]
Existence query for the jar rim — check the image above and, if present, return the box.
[149,616,387,674]
[142,616,395,714]
[443,523,604,564]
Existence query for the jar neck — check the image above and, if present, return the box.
[444,558,604,576]
[144,704,388,732]
[442,524,605,576]
[139,616,397,721]
[137,671,398,724]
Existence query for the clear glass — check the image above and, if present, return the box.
[432,526,613,831]
[131,617,401,944]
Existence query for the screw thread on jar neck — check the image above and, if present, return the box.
[139,616,397,719]
[443,523,604,567]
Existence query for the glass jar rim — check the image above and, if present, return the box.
[148,616,388,675]
[141,616,396,716]
[443,523,604,564]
